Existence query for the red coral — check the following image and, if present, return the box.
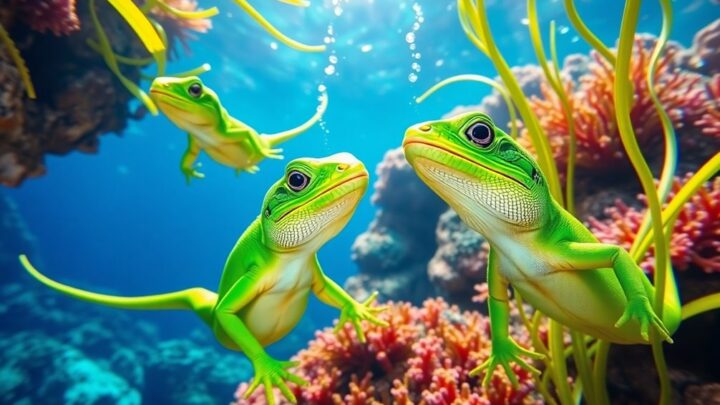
[233,299,541,404]
[588,174,720,274]
[695,74,720,138]
[14,0,80,36]
[522,36,706,174]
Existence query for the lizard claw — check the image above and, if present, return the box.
[263,148,284,160]
[615,295,673,343]
[334,291,389,343]
[245,355,308,404]
[181,166,205,184]
[469,338,543,387]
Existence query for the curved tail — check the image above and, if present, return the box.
[19,255,217,326]
[262,91,328,147]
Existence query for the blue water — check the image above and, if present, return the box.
[4,0,717,354]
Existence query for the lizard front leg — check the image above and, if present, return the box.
[215,268,306,404]
[470,248,543,386]
[180,133,205,184]
[310,258,387,342]
[553,241,673,343]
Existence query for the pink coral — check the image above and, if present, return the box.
[588,174,720,274]
[233,299,541,404]
[147,0,212,57]
[522,36,706,174]
[14,0,80,36]
[695,74,720,138]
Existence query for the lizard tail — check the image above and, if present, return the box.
[18,255,217,326]
[262,91,328,148]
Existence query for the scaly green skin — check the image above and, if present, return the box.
[18,153,387,405]
[403,112,681,386]
[149,76,328,183]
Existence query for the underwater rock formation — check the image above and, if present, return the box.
[0,1,143,187]
[346,148,445,304]
[234,298,541,404]
[428,210,489,303]
[680,18,720,77]
[0,0,209,187]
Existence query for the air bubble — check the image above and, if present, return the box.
[405,32,415,44]
[324,65,336,75]
[408,73,418,83]
[360,44,373,53]
[329,55,338,64]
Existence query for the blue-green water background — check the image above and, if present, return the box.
[4,0,718,356]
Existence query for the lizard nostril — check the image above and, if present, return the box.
[337,164,349,172]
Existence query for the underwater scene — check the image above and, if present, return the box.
[1,0,720,403]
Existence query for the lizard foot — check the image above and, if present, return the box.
[469,338,543,387]
[334,291,389,343]
[263,148,285,160]
[181,166,205,184]
[615,295,673,343]
[245,355,308,405]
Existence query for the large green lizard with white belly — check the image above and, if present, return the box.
[149,76,328,183]
[403,112,681,385]
[19,153,386,405]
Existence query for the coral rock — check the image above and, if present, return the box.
[13,0,81,36]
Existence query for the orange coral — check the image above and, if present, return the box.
[588,174,720,274]
[522,37,706,174]
[233,299,541,404]
[695,74,720,139]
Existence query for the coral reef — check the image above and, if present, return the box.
[588,174,720,274]
[0,195,253,404]
[346,148,445,304]
[695,74,720,139]
[0,1,145,187]
[144,0,213,58]
[680,18,720,77]
[522,35,708,175]
[234,298,541,404]
[428,210,489,303]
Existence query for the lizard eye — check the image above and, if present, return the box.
[465,121,494,147]
[287,171,309,192]
[188,83,202,98]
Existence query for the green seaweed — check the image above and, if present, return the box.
[443,1,720,404]
[0,23,36,99]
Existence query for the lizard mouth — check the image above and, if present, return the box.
[277,173,368,222]
[403,139,529,190]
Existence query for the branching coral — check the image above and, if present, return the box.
[695,74,720,139]
[588,174,720,274]
[521,36,706,174]
[13,0,81,36]
[233,299,541,404]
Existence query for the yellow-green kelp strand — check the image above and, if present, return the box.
[232,0,325,52]
[416,74,519,139]
[0,23,36,99]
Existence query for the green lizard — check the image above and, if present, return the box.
[402,112,681,385]
[19,153,386,405]
[149,76,328,183]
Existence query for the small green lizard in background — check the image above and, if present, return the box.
[149,76,328,183]
[19,153,386,405]
[403,112,681,385]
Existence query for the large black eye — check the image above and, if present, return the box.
[188,83,202,98]
[287,170,309,191]
[465,122,494,147]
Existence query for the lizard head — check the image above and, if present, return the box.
[149,76,226,133]
[261,153,369,252]
[403,112,549,231]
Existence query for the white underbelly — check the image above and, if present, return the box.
[241,287,311,346]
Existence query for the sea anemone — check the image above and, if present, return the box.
[146,0,212,58]
[521,36,706,174]
[233,299,541,404]
[588,174,720,274]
